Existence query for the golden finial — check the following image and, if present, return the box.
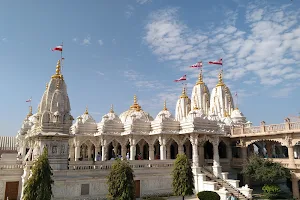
[193,96,199,110]
[84,106,89,114]
[163,100,168,111]
[196,69,204,85]
[51,60,63,79]
[216,70,225,87]
[27,106,33,117]
[130,94,141,111]
[110,104,114,113]
[180,86,188,98]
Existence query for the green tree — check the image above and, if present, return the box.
[242,154,291,184]
[23,147,54,200]
[172,154,194,200]
[107,159,135,200]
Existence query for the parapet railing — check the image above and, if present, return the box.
[231,120,300,136]
[0,160,23,169]
[68,160,174,170]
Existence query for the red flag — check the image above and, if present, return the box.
[189,61,203,68]
[174,75,187,82]
[51,45,63,52]
[26,98,31,102]
[208,58,222,65]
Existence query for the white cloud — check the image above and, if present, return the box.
[96,71,104,76]
[136,0,152,4]
[123,70,165,90]
[98,39,104,46]
[143,3,300,106]
[125,5,134,18]
[272,87,296,98]
[82,36,91,45]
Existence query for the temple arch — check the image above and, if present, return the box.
[153,139,160,160]
[167,139,178,159]
[107,139,121,160]
[183,139,192,159]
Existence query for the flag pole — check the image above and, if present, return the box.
[61,42,64,73]
[30,96,32,107]
[235,92,239,109]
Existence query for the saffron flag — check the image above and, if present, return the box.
[208,58,222,65]
[51,45,63,52]
[26,98,31,102]
[174,75,187,82]
[189,61,203,68]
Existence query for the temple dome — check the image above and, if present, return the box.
[119,95,153,123]
[231,108,246,124]
[80,107,96,124]
[154,100,174,120]
[100,105,122,122]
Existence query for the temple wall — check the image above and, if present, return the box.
[52,172,173,200]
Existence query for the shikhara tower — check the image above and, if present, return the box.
[18,60,74,170]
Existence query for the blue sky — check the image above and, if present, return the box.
[1,0,300,136]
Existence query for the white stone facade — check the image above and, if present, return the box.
[1,60,258,199]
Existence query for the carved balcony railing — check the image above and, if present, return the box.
[0,160,23,169]
[68,160,174,170]
[231,120,300,137]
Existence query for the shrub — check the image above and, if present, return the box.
[197,191,220,200]
[262,184,281,199]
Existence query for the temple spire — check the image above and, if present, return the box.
[130,94,141,111]
[110,104,114,113]
[216,70,225,87]
[196,69,204,85]
[180,86,188,98]
[51,60,63,79]
[84,106,89,114]
[163,100,168,111]
[27,106,33,117]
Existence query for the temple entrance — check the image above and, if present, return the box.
[135,180,140,198]
[4,181,19,200]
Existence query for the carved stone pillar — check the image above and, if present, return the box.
[178,144,184,155]
[241,146,247,161]
[20,165,31,199]
[292,176,300,199]
[69,145,75,161]
[160,145,167,160]
[212,137,222,177]
[213,141,220,166]
[94,145,101,161]
[130,138,136,160]
[266,141,272,158]
[198,144,205,166]
[190,135,199,167]
[167,144,171,159]
[288,146,296,168]
[159,136,167,160]
[74,143,80,161]
[87,145,92,160]
[101,145,107,161]
[121,145,127,160]
[149,144,155,160]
